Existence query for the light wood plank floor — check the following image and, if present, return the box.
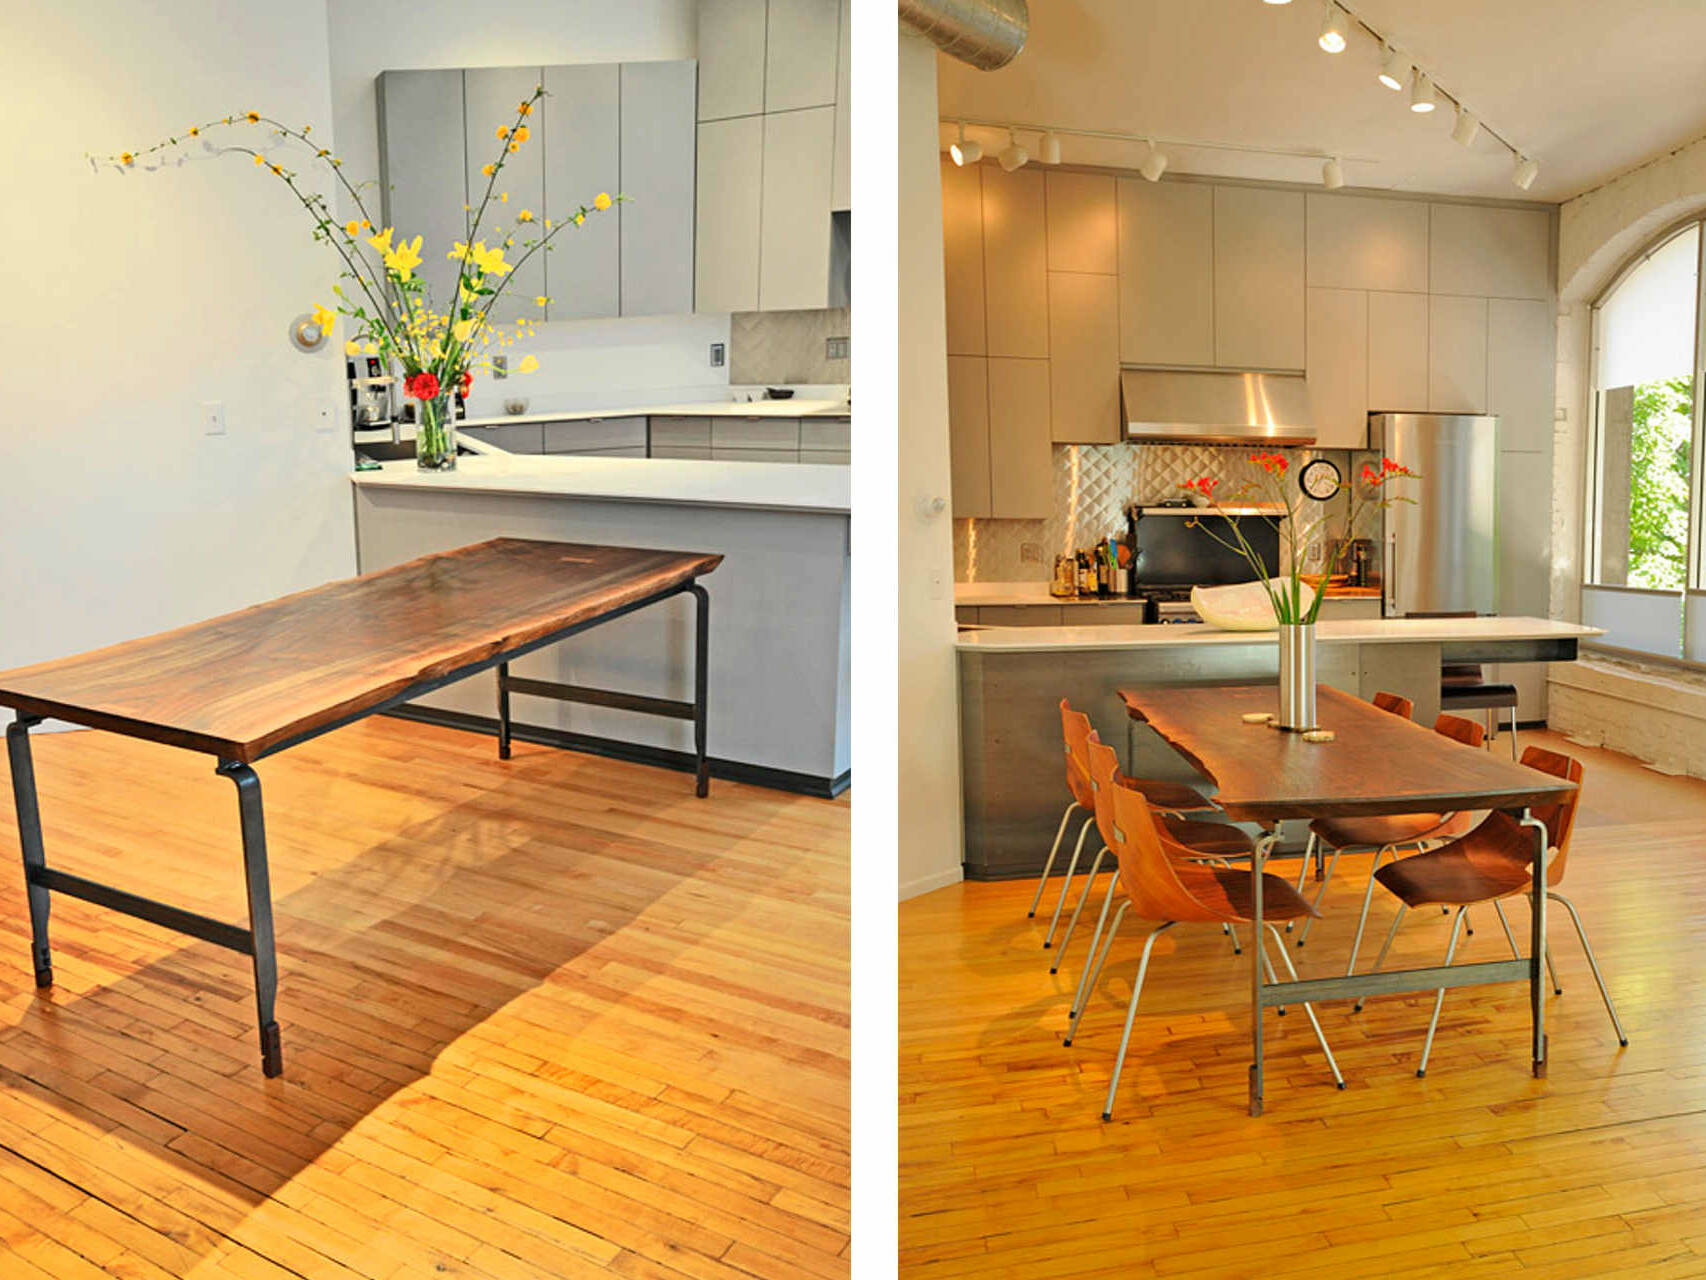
[0,717,848,1278]
[901,729,1706,1277]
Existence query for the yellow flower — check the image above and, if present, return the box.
[270,164,283,175]
[368,226,394,254]
[573,211,586,226]
[496,125,510,140]
[535,296,549,308]
[453,318,476,342]
[517,209,534,222]
[514,125,530,142]
[361,219,371,230]
[545,218,553,230]
[517,101,533,116]
[498,191,509,203]
[517,355,539,374]
[507,141,519,153]
[593,192,612,211]
[246,111,259,123]
[385,234,424,278]
[317,148,330,158]
[447,241,468,261]
[469,240,511,276]
[188,127,200,137]
[253,153,265,166]
[343,220,361,237]
[363,341,379,355]
[344,339,361,355]
[311,303,336,333]
[120,152,134,166]
[481,163,495,178]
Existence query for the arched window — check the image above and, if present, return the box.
[1585,220,1703,660]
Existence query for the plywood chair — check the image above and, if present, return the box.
[1066,737,1344,1119]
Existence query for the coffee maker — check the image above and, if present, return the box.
[347,356,394,430]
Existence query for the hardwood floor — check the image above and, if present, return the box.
[900,729,1706,1277]
[0,717,848,1278]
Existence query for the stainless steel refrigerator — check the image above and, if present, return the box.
[1367,413,1499,617]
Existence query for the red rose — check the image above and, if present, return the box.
[404,371,441,401]
[458,369,472,396]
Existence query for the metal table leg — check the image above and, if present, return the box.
[690,582,710,798]
[496,661,512,760]
[1249,827,1276,1117]
[219,761,283,1078]
[7,716,53,989]
[1522,810,1548,1078]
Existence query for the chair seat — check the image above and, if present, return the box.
[1127,776,1212,814]
[1440,682,1519,711]
[1162,817,1255,859]
[1372,815,1536,908]
[1311,811,1474,850]
[1173,866,1319,923]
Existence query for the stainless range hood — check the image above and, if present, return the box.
[1120,368,1316,445]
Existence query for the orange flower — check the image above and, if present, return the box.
[517,101,534,116]
[513,125,530,142]
[496,125,510,140]
[246,111,259,123]
[120,152,134,166]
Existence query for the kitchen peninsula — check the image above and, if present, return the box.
[353,453,850,795]
[956,614,1600,877]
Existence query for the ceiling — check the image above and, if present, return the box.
[934,0,1706,203]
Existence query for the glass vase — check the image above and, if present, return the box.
[1276,622,1317,731]
[415,393,458,472]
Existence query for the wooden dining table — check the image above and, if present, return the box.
[1120,682,1577,1116]
[0,537,721,1077]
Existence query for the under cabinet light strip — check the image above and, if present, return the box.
[939,118,1379,167]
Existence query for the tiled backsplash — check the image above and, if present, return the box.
[956,442,1368,581]
[729,307,851,384]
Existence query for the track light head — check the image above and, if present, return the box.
[949,121,982,166]
[1039,131,1062,165]
[1378,45,1407,91]
[997,130,1029,172]
[1450,107,1481,148]
[1318,3,1348,53]
[1512,155,1539,190]
[1139,141,1168,182]
[1409,69,1436,112]
[1322,157,1344,190]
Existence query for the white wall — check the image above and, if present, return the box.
[324,0,721,412]
[1,1,355,671]
[896,33,963,900]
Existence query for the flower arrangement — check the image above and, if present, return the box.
[95,90,618,469]
[1180,451,1418,626]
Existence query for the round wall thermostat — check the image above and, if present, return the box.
[288,312,329,353]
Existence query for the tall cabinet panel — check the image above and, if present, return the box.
[948,356,992,518]
[1306,287,1369,449]
[765,0,841,111]
[1368,290,1429,411]
[619,61,697,316]
[1428,294,1489,413]
[376,70,468,311]
[981,166,1049,358]
[465,67,545,324]
[758,106,835,310]
[696,116,763,313]
[1213,186,1305,370]
[1047,272,1120,443]
[540,63,620,320]
[696,0,766,121]
[1116,180,1213,367]
[831,0,851,212]
[987,358,1053,517]
[940,158,985,356]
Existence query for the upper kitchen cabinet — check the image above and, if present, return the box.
[1213,186,1305,370]
[696,116,764,313]
[1117,179,1213,367]
[1306,287,1370,449]
[831,0,850,212]
[375,70,467,310]
[758,106,836,310]
[1045,173,1116,275]
[1305,193,1429,293]
[986,358,1054,517]
[981,166,1049,358]
[1429,294,1489,413]
[1047,272,1120,442]
[947,355,992,518]
[697,0,766,121]
[540,63,620,320]
[464,67,544,324]
[941,158,986,356]
[619,61,697,316]
[765,0,841,112]
[1487,297,1556,452]
[1368,290,1429,411]
[1429,204,1553,300]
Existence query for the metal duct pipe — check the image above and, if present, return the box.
[898,0,1029,71]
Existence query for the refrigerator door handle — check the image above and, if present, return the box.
[1383,530,1397,617]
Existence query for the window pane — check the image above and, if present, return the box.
[1593,225,1697,594]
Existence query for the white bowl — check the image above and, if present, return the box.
[1191,578,1317,631]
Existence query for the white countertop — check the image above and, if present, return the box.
[350,451,850,514]
[453,398,851,429]
[955,580,1385,608]
[956,616,1603,653]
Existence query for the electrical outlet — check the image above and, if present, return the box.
[201,401,225,436]
[493,355,508,380]
[826,336,849,361]
[1020,541,1043,564]
[710,342,726,368]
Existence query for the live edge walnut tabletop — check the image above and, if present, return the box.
[1120,682,1576,1116]
[0,537,722,1077]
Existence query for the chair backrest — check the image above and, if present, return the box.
[1434,711,1487,749]
[1059,699,1096,809]
[1519,744,1583,885]
[1085,736,1220,924]
[1372,690,1414,720]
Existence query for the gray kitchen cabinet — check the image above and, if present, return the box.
[696,0,766,121]
[695,116,764,313]
[941,158,986,356]
[1213,186,1306,370]
[759,106,836,310]
[1116,179,1214,367]
[1306,287,1370,449]
[1487,298,1556,452]
[713,447,800,463]
[1047,272,1120,443]
[1498,445,1551,618]
[947,355,992,518]
[831,0,851,212]
[1367,290,1429,411]
[1045,172,1117,275]
[654,445,714,460]
[542,417,647,453]
[1315,597,1383,621]
[1429,295,1489,413]
[980,606,1065,627]
[539,63,620,320]
[801,449,851,465]
[801,417,851,450]
[462,422,544,453]
[1306,193,1429,294]
[711,417,802,450]
[375,70,468,311]
[981,166,1049,358]
[463,67,544,325]
[649,416,712,448]
[765,0,841,113]
[619,61,697,316]
[987,357,1053,518]
[1429,204,1552,301]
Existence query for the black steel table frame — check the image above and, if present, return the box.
[1244,808,1548,1116]
[2,577,711,1079]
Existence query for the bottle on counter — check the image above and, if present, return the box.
[1076,552,1093,596]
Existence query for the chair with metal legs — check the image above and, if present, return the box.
[1064,738,1345,1119]
[1035,700,1216,951]
[1352,745,1626,1074]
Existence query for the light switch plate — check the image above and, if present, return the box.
[710,342,726,368]
[201,401,225,436]
[492,356,508,380]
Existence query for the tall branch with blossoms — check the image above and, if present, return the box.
[1179,452,1418,625]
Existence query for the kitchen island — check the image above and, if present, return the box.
[352,453,849,795]
[957,615,1600,878]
